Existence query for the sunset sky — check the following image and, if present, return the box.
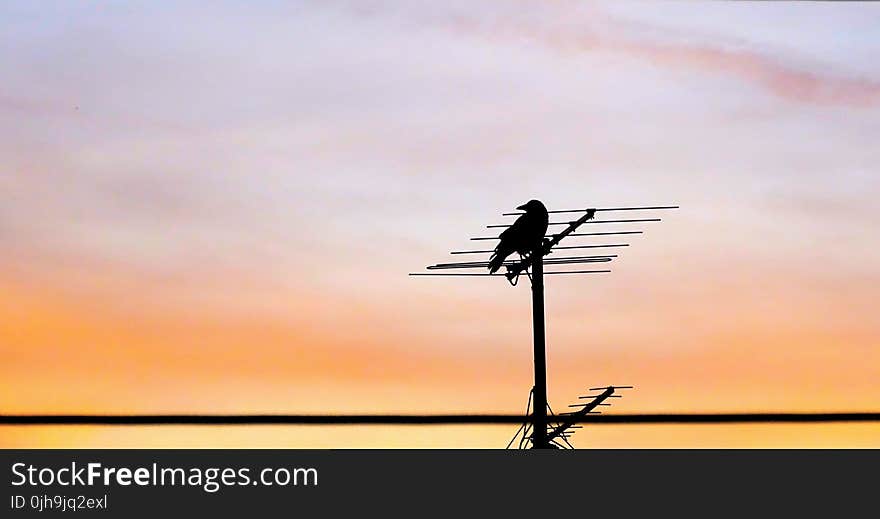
[2,1,879,447]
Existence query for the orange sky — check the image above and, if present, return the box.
[2,1,879,447]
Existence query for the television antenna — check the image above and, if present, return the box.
[411,202,678,448]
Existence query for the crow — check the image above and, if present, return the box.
[488,199,549,274]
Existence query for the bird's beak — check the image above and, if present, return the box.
[516,203,528,210]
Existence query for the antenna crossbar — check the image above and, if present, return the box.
[502,205,679,216]
[427,255,615,270]
[450,244,630,254]
[470,231,642,241]
[487,218,660,229]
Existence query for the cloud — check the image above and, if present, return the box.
[345,0,880,106]
[613,38,880,107]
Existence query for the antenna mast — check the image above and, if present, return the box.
[531,250,549,448]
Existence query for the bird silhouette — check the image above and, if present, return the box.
[488,199,549,274]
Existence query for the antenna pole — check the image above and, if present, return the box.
[531,251,549,449]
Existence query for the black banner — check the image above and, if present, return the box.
[3,450,876,516]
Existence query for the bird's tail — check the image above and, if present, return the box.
[488,252,505,274]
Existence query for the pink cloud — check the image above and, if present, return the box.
[614,38,880,106]
[365,2,880,107]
